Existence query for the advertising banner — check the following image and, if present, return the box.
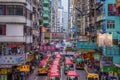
[97,33,112,47]
[77,42,97,49]
[0,54,25,65]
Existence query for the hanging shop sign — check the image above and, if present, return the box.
[78,36,89,41]
[93,54,100,61]
[39,46,56,51]
[28,54,34,62]
[97,33,112,47]
[19,65,30,72]
[117,68,120,74]
[103,66,114,72]
[44,32,51,39]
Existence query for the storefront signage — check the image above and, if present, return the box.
[77,42,97,49]
[0,55,25,65]
[0,69,7,74]
[103,66,114,72]
[44,32,51,39]
[97,33,112,47]
[28,54,34,62]
[118,68,120,74]
[39,46,56,51]
[52,32,65,39]
[78,36,89,41]
[94,54,100,60]
[19,65,30,72]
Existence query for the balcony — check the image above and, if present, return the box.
[0,0,26,4]
[0,16,26,24]
[0,36,25,42]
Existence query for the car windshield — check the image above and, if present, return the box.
[48,77,60,80]
[68,76,78,80]
[66,65,74,70]
[88,78,98,80]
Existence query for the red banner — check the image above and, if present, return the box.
[39,46,56,51]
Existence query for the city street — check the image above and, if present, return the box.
[28,60,87,80]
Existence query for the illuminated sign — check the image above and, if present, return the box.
[19,65,30,72]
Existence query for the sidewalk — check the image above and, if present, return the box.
[84,64,95,74]
[28,68,38,80]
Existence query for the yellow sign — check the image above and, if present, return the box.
[19,65,30,72]
[1,69,7,74]
[44,32,50,39]
[28,54,34,62]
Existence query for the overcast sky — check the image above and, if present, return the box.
[62,0,68,12]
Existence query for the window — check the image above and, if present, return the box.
[43,17,48,20]
[108,4,116,16]
[15,6,23,15]
[44,4,48,7]
[0,25,6,35]
[7,5,23,15]
[7,5,14,15]
[0,5,3,15]
[107,20,115,29]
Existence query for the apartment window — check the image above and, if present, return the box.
[43,17,48,20]
[0,6,3,15]
[0,25,6,35]
[108,4,116,16]
[107,20,115,29]
[7,5,23,15]
[44,4,48,7]
[15,6,23,15]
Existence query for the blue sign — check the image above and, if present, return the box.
[72,26,76,32]
[77,42,97,49]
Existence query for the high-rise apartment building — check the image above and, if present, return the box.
[0,0,41,79]
[57,0,63,32]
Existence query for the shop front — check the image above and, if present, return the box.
[0,65,12,80]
